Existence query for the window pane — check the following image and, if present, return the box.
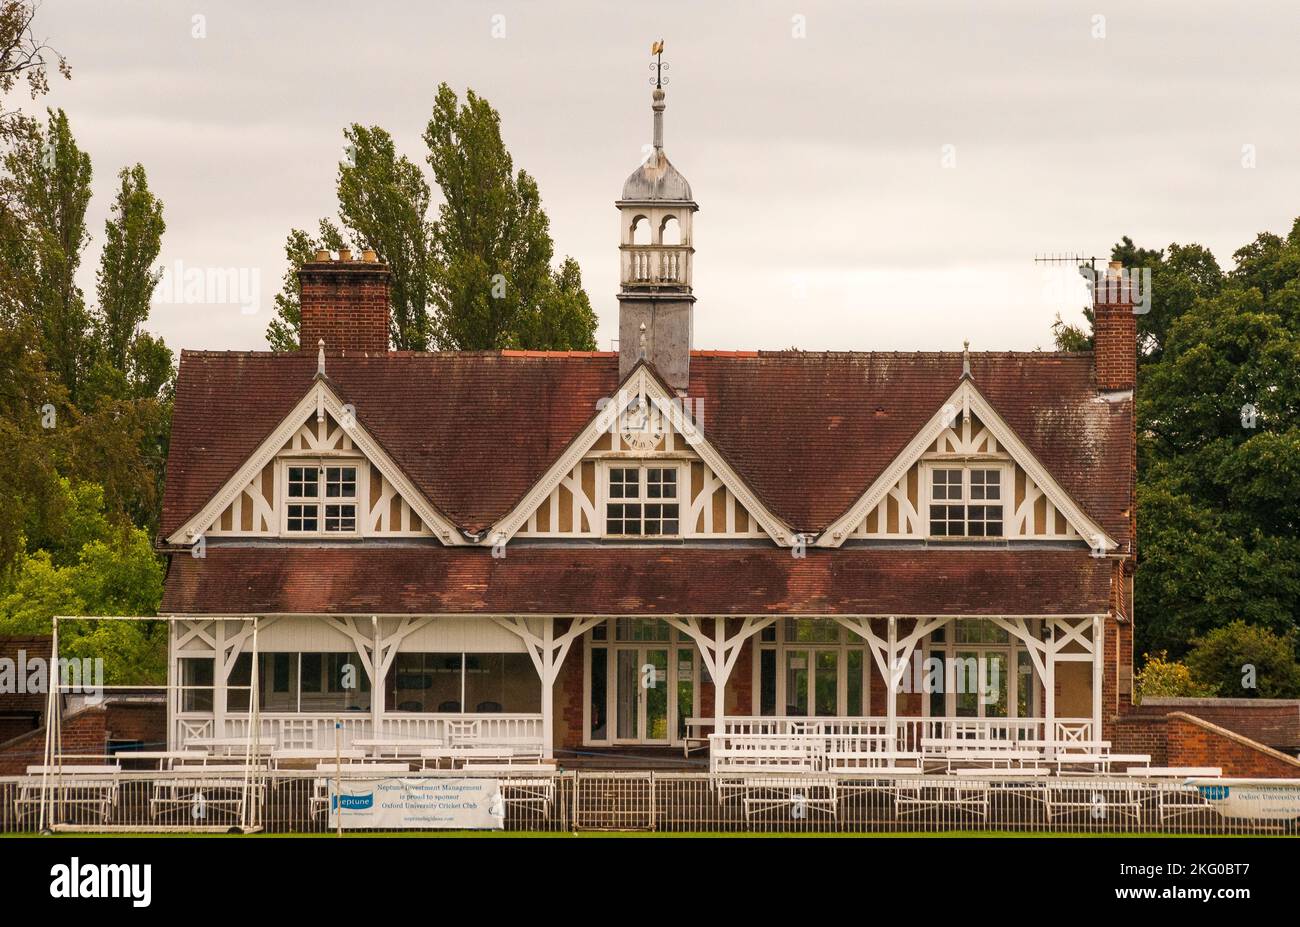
[464,653,540,713]
[785,650,809,716]
[180,658,214,713]
[385,653,462,713]
[954,651,978,717]
[928,649,946,718]
[847,650,864,716]
[759,649,777,715]
[1017,650,1034,718]
[616,618,670,641]
[814,651,838,717]
[985,652,1009,718]
[257,653,298,711]
[301,652,370,712]
[676,650,694,740]
[590,647,607,739]
[785,618,839,643]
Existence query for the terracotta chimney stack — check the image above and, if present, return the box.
[297,252,391,354]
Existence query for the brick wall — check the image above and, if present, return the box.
[1165,712,1300,778]
[0,706,108,774]
[1112,714,1169,766]
[1129,698,1300,753]
[298,258,391,355]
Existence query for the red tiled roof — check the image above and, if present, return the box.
[161,350,1131,544]
[160,546,1114,616]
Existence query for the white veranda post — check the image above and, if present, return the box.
[493,616,606,759]
[664,617,777,735]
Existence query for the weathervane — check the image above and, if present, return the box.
[649,39,668,87]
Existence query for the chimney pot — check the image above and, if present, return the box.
[338,247,352,262]
[297,257,391,354]
[314,249,331,262]
[362,248,378,263]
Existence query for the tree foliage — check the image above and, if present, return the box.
[1185,621,1300,699]
[267,84,596,352]
[1055,220,1300,663]
[1134,651,1219,701]
[0,0,69,144]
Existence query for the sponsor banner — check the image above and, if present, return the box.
[1189,779,1300,821]
[327,777,505,830]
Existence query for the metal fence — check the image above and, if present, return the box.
[0,770,1295,835]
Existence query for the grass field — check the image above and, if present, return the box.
[2,829,1258,838]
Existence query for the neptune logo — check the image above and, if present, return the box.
[1197,785,1230,801]
[332,792,375,811]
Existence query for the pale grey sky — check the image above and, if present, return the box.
[27,0,1300,353]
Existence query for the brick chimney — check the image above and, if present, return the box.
[297,249,390,354]
[1092,260,1137,392]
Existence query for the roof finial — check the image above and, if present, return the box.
[638,322,648,360]
[317,338,326,376]
[962,340,971,379]
[650,40,667,150]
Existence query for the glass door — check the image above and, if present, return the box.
[614,646,670,744]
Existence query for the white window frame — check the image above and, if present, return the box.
[598,461,683,538]
[921,623,1040,721]
[922,462,1009,539]
[751,620,874,719]
[582,619,699,746]
[278,458,366,538]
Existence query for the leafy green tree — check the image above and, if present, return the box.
[0,479,165,684]
[265,221,345,351]
[3,109,92,402]
[0,0,69,144]
[1052,237,1223,363]
[425,83,594,350]
[337,124,433,350]
[93,164,166,375]
[1135,651,1219,700]
[1185,621,1300,699]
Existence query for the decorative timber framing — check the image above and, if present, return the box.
[165,377,463,546]
[487,363,794,546]
[818,378,1117,550]
[663,616,779,724]
[492,616,607,757]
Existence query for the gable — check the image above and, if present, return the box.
[494,364,789,544]
[820,380,1113,548]
[166,379,459,545]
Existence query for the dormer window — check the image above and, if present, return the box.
[284,462,359,535]
[929,467,1003,537]
[605,464,679,536]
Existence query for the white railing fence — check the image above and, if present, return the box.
[3,769,1290,836]
[175,713,545,751]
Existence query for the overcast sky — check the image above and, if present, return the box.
[27,0,1300,353]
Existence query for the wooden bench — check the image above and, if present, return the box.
[893,779,988,819]
[1042,780,1142,822]
[824,749,923,771]
[709,735,818,776]
[1117,766,1222,778]
[352,737,443,759]
[148,765,267,822]
[272,748,367,768]
[17,765,121,825]
[423,745,547,769]
[949,766,1049,778]
[941,749,1042,770]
